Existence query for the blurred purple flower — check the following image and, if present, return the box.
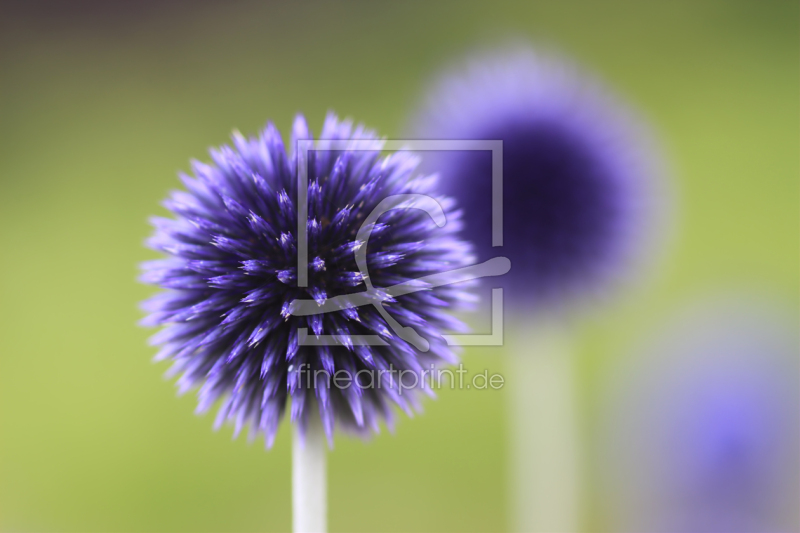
[410,47,664,310]
[140,113,473,446]
[602,297,800,532]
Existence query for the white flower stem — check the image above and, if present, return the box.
[293,408,327,533]
[508,321,581,532]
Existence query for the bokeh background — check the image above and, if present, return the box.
[0,1,797,531]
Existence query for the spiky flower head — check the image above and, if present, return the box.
[410,47,664,311]
[602,297,800,532]
[140,113,473,446]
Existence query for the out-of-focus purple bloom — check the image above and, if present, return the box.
[410,47,664,310]
[601,297,800,532]
[140,113,473,446]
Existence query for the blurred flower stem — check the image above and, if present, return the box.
[293,408,327,533]
[508,321,581,532]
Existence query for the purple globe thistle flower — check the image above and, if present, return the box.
[139,113,473,446]
[601,297,800,532]
[409,47,665,311]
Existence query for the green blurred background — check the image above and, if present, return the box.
[0,1,797,531]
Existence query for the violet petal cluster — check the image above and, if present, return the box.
[602,298,800,532]
[410,47,663,310]
[140,113,473,445]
